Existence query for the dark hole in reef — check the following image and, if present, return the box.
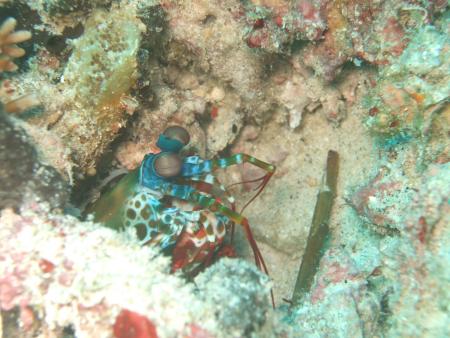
[70,110,140,213]
[137,4,166,35]
[63,22,84,38]
[378,288,394,328]
[62,325,76,338]
[197,102,214,130]
[202,14,216,25]
[232,124,238,133]
[46,35,67,54]
[46,23,84,58]
[290,39,308,54]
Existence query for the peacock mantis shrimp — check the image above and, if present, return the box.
[88,126,276,279]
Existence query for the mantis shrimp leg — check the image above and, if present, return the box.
[162,186,270,276]
[183,153,276,212]
[171,188,275,306]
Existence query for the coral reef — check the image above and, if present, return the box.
[242,0,327,52]
[243,0,448,82]
[43,0,111,17]
[195,258,271,336]
[23,3,145,174]
[50,4,143,173]
[0,205,275,337]
[286,154,449,337]
[0,0,449,337]
[365,22,449,137]
[385,162,449,337]
[0,110,69,210]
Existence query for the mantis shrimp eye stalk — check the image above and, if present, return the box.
[163,125,190,145]
[156,126,190,153]
[153,153,183,178]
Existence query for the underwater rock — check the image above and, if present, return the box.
[1,4,146,175]
[43,0,111,16]
[365,22,449,136]
[349,166,414,235]
[0,111,69,210]
[301,0,408,81]
[195,258,271,337]
[164,0,275,126]
[381,163,450,337]
[242,0,327,52]
[0,204,277,338]
[40,3,145,174]
[288,247,371,338]
[242,0,437,81]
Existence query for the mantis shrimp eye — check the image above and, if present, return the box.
[163,126,190,146]
[154,153,183,178]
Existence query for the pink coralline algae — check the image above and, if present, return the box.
[113,309,159,338]
[381,163,450,337]
[244,0,327,51]
[302,1,409,81]
[309,250,363,304]
[349,164,415,235]
[244,1,448,81]
[0,248,32,312]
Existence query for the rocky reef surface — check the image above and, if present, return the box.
[0,0,448,337]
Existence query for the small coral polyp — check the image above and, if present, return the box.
[0,17,31,72]
[0,17,39,114]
